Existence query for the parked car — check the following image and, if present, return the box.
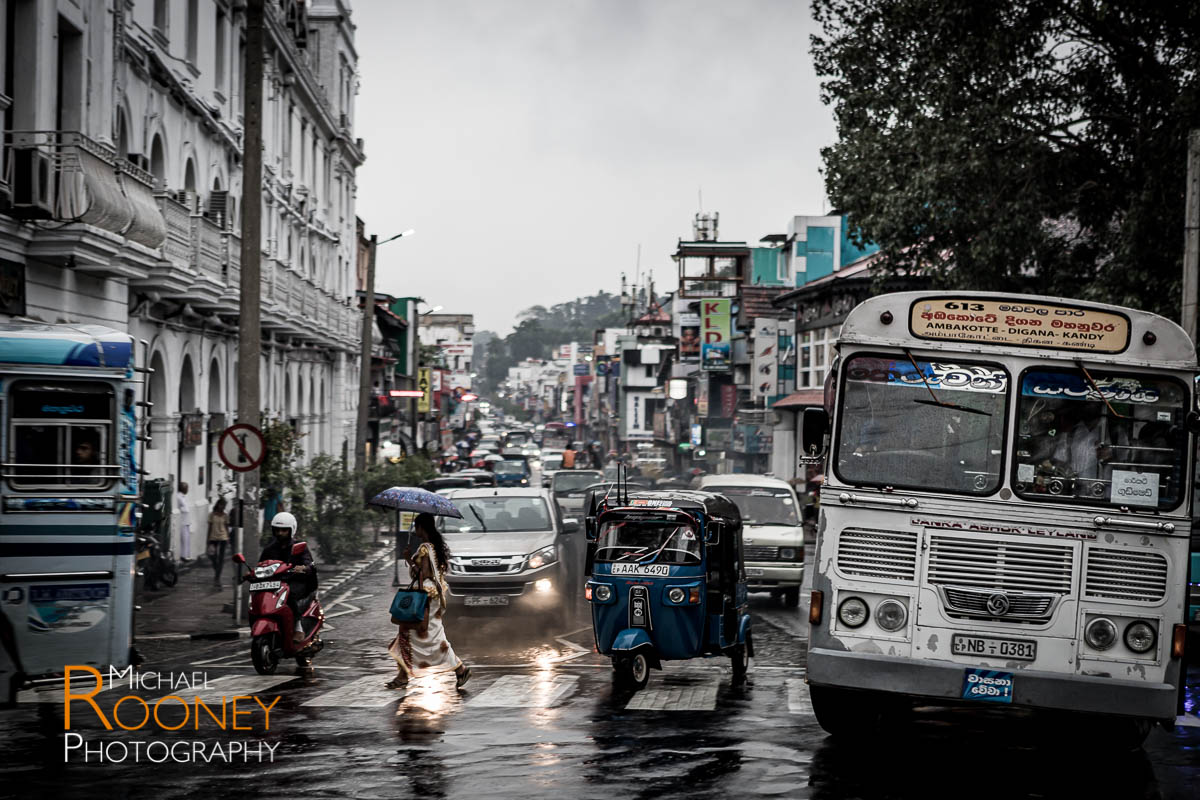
[550,470,605,516]
[696,474,804,606]
[439,488,584,625]
[493,457,532,487]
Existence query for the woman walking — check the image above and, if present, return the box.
[386,513,471,690]
[207,497,230,587]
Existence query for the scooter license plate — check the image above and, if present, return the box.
[249,580,282,592]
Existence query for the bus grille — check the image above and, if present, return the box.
[927,535,1073,594]
[836,529,919,581]
[1084,547,1168,603]
[942,586,1054,618]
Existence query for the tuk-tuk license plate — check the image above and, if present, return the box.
[465,595,509,606]
[961,668,1014,704]
[952,634,1037,661]
[610,563,669,576]
[746,568,765,577]
[249,581,281,592]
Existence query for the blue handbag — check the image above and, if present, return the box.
[389,581,429,625]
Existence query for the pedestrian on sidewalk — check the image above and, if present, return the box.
[176,482,192,561]
[207,497,230,587]
[386,513,471,691]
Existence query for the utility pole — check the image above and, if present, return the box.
[356,235,378,472]
[237,0,265,578]
[1183,129,1200,346]
[411,307,419,450]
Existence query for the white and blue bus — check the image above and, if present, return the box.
[801,292,1196,743]
[0,323,143,701]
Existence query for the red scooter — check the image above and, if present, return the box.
[233,544,325,675]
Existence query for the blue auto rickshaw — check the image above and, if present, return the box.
[584,488,752,690]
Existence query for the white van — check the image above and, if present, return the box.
[696,474,804,606]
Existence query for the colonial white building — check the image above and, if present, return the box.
[0,0,365,557]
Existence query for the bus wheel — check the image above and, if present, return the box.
[810,684,885,737]
[251,635,278,675]
[613,653,650,691]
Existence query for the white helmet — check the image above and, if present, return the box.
[270,511,297,537]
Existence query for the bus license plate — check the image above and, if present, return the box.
[249,581,281,592]
[952,634,1037,661]
[464,595,509,606]
[962,668,1014,704]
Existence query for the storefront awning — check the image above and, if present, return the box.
[771,389,824,410]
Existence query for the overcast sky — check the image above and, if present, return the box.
[353,0,836,335]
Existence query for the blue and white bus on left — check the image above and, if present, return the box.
[0,323,144,703]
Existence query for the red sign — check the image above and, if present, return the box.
[389,390,425,398]
[720,385,736,418]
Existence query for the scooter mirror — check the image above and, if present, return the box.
[291,541,309,556]
[232,553,245,565]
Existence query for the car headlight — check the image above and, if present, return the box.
[667,587,686,604]
[1085,617,1118,650]
[1123,621,1157,654]
[874,599,908,632]
[779,547,796,561]
[520,478,528,484]
[837,596,869,628]
[527,546,558,569]
[594,584,613,602]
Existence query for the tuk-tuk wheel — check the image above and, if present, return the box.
[613,653,650,691]
[731,630,752,684]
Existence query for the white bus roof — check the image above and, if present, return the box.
[839,291,1197,370]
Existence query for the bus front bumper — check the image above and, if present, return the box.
[807,647,1179,721]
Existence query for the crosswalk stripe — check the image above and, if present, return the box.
[165,674,294,704]
[1176,714,1200,728]
[785,678,813,715]
[302,674,404,708]
[466,674,579,708]
[18,677,131,704]
[624,679,718,711]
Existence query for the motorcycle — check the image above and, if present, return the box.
[233,544,325,675]
[136,530,178,590]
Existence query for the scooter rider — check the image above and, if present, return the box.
[245,512,318,636]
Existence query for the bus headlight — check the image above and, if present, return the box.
[1085,617,1118,650]
[837,596,869,628]
[667,587,686,604]
[1123,621,1157,654]
[874,599,908,632]
[594,584,612,602]
[779,547,797,561]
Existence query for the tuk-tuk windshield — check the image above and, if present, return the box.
[595,518,702,565]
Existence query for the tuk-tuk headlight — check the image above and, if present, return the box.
[594,584,613,602]
[779,547,797,561]
[1084,617,1118,650]
[874,599,908,632]
[527,546,558,570]
[1123,621,1157,654]
[667,587,686,604]
[837,596,869,628]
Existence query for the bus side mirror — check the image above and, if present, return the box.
[1186,411,1200,435]
[800,407,830,460]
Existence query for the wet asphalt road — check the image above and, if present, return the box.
[2,553,1199,800]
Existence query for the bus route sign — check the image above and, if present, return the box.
[909,297,1130,354]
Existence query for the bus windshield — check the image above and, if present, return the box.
[836,356,1008,495]
[596,518,702,565]
[1013,369,1188,510]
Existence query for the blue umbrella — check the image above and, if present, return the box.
[368,486,463,518]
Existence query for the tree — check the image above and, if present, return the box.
[811,0,1200,317]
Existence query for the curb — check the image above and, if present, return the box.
[137,545,393,642]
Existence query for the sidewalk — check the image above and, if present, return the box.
[135,540,394,641]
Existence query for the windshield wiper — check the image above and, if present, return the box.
[904,349,992,417]
[466,504,488,531]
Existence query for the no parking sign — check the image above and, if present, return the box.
[218,424,266,472]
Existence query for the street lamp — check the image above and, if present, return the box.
[356,228,416,472]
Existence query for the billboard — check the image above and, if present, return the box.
[752,318,780,399]
[700,299,731,371]
[678,312,700,361]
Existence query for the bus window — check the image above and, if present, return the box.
[1013,370,1187,510]
[835,356,1008,495]
[8,381,114,490]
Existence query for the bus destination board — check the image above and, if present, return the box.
[910,298,1130,354]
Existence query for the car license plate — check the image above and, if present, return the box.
[464,595,509,606]
[746,567,765,577]
[952,634,1037,661]
[249,580,281,592]
[961,668,1014,704]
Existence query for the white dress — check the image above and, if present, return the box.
[387,542,460,677]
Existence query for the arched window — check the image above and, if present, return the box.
[150,135,165,189]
